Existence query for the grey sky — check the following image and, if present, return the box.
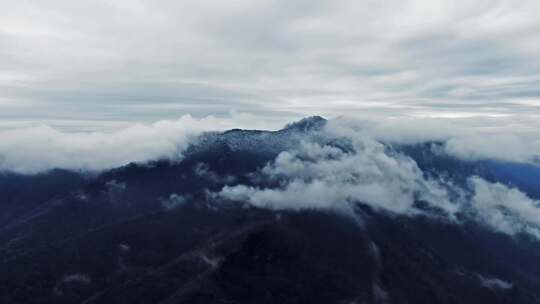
[1,0,540,131]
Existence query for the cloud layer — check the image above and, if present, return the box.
[1,0,540,129]
[470,177,540,238]
[216,120,540,239]
[325,116,540,163]
[1,112,539,240]
[0,114,248,173]
[218,138,456,216]
[1,115,539,173]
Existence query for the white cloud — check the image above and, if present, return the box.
[161,193,187,211]
[0,114,276,173]
[469,176,540,238]
[218,130,458,216]
[445,134,540,163]
[325,116,540,163]
[477,274,513,290]
[215,121,540,240]
[2,114,539,174]
[2,1,540,126]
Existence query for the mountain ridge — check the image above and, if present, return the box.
[1,116,540,304]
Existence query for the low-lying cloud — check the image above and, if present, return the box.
[2,113,540,239]
[469,177,540,238]
[216,119,540,240]
[0,115,252,173]
[326,116,540,164]
[219,138,457,216]
[1,115,539,174]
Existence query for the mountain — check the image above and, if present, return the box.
[1,117,540,304]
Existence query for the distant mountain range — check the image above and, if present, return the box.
[1,116,540,304]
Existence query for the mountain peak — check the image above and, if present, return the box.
[282,116,327,132]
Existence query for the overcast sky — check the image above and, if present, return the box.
[1,0,540,131]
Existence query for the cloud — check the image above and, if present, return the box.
[215,121,540,240]
[1,1,540,127]
[1,108,538,241]
[325,116,540,163]
[1,114,539,174]
[217,131,458,216]
[477,274,513,290]
[0,114,274,173]
[445,135,540,163]
[194,162,236,184]
[469,176,540,238]
[161,193,188,211]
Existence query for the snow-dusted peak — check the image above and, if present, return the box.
[186,116,327,157]
[281,116,327,133]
